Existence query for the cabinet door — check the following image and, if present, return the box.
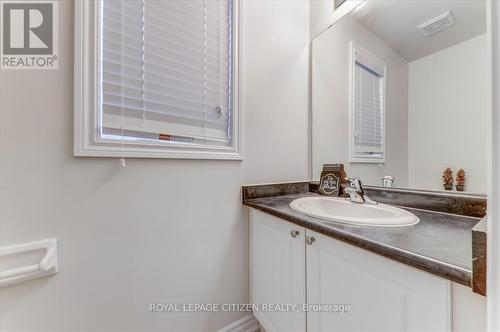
[306,230,451,332]
[250,209,306,332]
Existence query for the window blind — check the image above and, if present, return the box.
[100,0,233,146]
[353,59,384,159]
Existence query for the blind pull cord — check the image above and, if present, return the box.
[120,0,126,168]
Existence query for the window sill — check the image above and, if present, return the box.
[74,142,242,160]
[349,159,386,164]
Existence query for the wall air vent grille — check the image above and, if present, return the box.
[417,10,455,37]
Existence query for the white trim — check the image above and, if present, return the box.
[217,315,260,332]
[74,0,242,160]
[308,36,313,180]
[348,41,387,164]
[487,0,500,330]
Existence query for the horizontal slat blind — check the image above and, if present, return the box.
[101,0,232,145]
[353,61,384,158]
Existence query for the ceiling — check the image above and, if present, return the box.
[351,0,487,61]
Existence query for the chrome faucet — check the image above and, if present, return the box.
[344,178,377,205]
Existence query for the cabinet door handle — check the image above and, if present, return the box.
[305,235,315,245]
[290,229,300,238]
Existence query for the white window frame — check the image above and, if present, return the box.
[74,0,242,160]
[348,41,387,164]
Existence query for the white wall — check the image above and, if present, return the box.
[408,34,488,193]
[311,15,409,187]
[0,1,310,331]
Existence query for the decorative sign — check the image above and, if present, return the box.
[319,173,339,196]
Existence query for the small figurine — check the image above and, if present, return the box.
[456,169,466,191]
[442,167,453,190]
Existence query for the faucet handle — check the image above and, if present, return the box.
[345,177,377,204]
[347,178,362,192]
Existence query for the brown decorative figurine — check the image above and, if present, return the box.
[456,169,466,191]
[442,167,453,190]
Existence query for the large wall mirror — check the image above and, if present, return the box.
[312,0,489,194]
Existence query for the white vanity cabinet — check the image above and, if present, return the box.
[250,209,452,332]
[306,230,451,332]
[250,209,306,331]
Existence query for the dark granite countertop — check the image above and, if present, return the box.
[244,190,482,287]
[472,218,487,296]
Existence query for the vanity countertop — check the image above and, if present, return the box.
[243,182,485,287]
[472,218,487,296]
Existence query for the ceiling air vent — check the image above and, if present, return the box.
[417,10,455,37]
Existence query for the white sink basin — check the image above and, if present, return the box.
[290,196,419,227]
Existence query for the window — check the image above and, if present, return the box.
[349,42,386,163]
[75,0,240,159]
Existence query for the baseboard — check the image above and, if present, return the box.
[217,315,260,332]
